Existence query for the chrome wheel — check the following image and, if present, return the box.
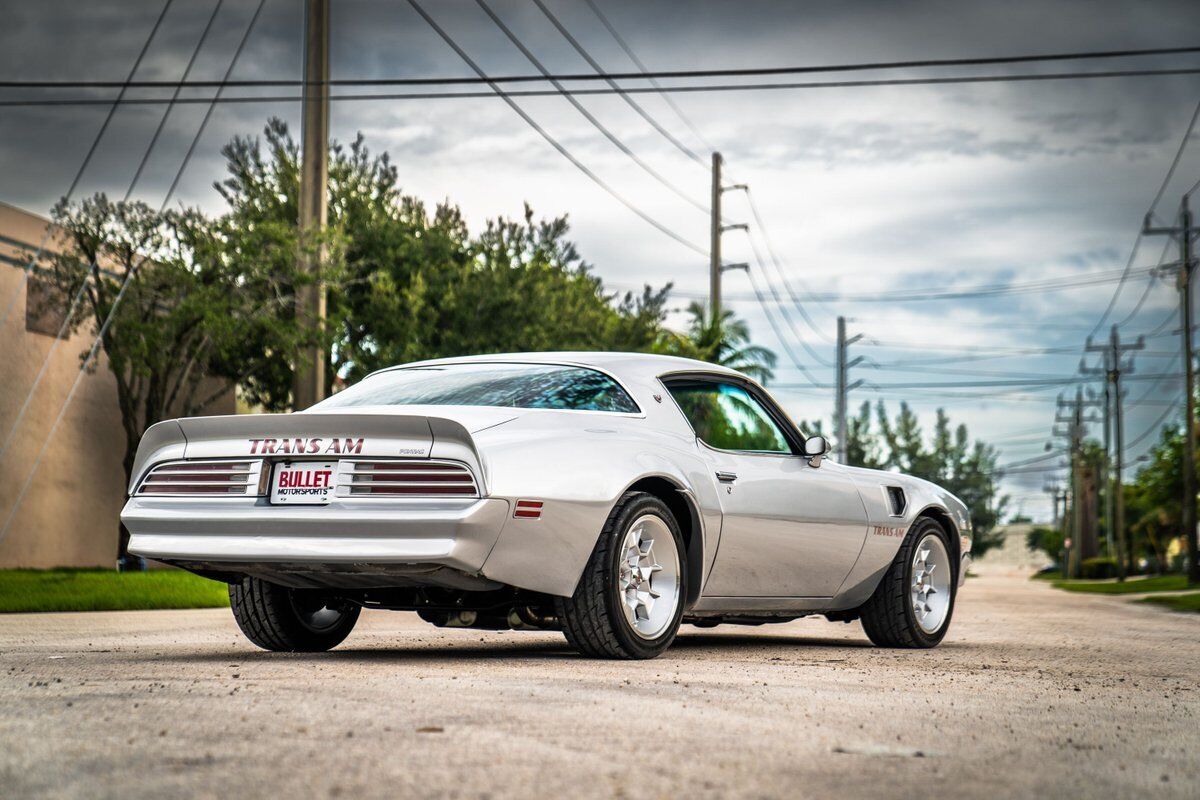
[617,514,681,640]
[911,533,951,634]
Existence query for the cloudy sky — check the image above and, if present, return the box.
[4,0,1200,519]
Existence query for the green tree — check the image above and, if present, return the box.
[658,302,777,383]
[216,119,669,385]
[35,195,327,554]
[1026,525,1065,563]
[1125,421,1195,574]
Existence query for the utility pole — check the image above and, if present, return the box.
[294,0,330,410]
[1081,379,1113,563]
[835,316,863,463]
[1143,195,1199,584]
[710,152,721,323]
[1044,483,1066,529]
[1084,326,1143,580]
[708,152,748,323]
[1055,389,1102,578]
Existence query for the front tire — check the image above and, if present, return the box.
[557,492,685,659]
[229,577,360,652]
[859,517,957,648]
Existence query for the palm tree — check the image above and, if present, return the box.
[658,301,777,383]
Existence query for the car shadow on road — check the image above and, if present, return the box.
[141,630,894,666]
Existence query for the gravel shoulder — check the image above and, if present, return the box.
[1,566,1197,799]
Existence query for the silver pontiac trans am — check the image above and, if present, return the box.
[122,352,972,659]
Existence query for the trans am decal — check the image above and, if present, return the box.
[248,437,364,455]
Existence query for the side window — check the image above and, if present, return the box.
[666,381,792,454]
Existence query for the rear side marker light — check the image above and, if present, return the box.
[514,500,543,519]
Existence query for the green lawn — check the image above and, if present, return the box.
[0,569,229,613]
[1138,592,1200,613]
[1051,574,1190,595]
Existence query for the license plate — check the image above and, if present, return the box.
[271,462,337,505]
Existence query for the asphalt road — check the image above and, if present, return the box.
[1,565,1197,799]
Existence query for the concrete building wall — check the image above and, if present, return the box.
[0,201,234,568]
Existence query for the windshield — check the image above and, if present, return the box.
[314,363,640,413]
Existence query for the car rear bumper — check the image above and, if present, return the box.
[122,496,511,575]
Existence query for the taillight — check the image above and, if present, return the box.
[343,461,478,497]
[137,461,262,496]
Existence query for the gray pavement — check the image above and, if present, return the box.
[1,564,1197,799]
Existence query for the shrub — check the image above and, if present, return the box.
[1080,557,1119,580]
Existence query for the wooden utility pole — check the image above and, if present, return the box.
[835,316,863,463]
[1085,325,1143,580]
[1143,196,1198,584]
[1055,389,1101,578]
[709,152,723,323]
[294,0,330,410]
[708,152,748,323]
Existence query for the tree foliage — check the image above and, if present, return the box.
[34,194,327,555]
[657,302,777,383]
[1125,418,1196,573]
[215,119,671,385]
[1026,525,1065,562]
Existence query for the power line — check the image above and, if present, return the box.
[530,0,705,168]
[996,450,1068,471]
[740,267,823,386]
[653,264,1157,304]
[1087,98,1200,338]
[0,0,175,331]
[8,44,1198,89]
[0,0,227,464]
[740,188,837,342]
[1,0,269,543]
[129,0,227,197]
[580,0,716,155]
[403,0,706,257]
[1112,237,1174,328]
[738,230,835,366]
[474,0,707,215]
[1125,398,1183,451]
[8,67,1200,108]
[1146,97,1200,222]
[774,372,1179,390]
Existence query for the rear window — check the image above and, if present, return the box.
[314,363,640,413]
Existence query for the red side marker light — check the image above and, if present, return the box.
[514,500,543,519]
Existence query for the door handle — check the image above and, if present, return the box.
[715,471,738,483]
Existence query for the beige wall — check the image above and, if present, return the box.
[0,201,234,568]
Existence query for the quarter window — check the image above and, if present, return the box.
[666,381,792,453]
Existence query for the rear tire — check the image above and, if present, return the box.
[557,492,685,659]
[229,577,360,652]
[859,517,957,648]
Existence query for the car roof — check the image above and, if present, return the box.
[372,351,745,385]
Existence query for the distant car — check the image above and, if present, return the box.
[121,353,972,659]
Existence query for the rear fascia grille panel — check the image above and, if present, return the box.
[135,458,480,500]
[138,460,263,497]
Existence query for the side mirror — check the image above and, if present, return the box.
[804,435,830,468]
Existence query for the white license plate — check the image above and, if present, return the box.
[270,462,337,505]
